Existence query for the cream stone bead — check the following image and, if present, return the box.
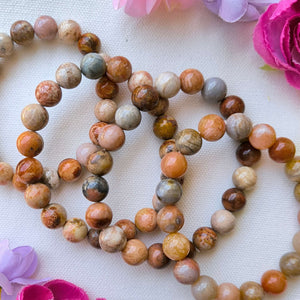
[128,71,153,92]
[225,113,252,141]
[232,166,257,190]
[211,210,235,234]
[293,231,300,254]
[155,72,180,98]
[99,225,127,253]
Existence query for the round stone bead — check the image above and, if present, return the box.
[99,225,127,252]
[157,205,184,233]
[294,183,300,202]
[236,141,261,166]
[58,159,82,182]
[35,80,62,107]
[85,202,112,230]
[211,210,235,234]
[17,131,44,157]
[226,113,252,141]
[147,243,170,269]
[153,115,178,140]
[58,20,81,44]
[155,72,180,98]
[87,229,101,248]
[10,20,34,45]
[96,76,119,99]
[292,231,300,254]
[135,208,157,232]
[188,241,196,259]
[201,77,227,103]
[148,97,169,117]
[0,33,14,57]
[82,175,109,202]
[12,174,27,192]
[94,100,117,123]
[162,232,190,261]
[280,252,300,277]
[198,114,226,141]
[80,53,106,79]
[268,137,296,163]
[115,219,136,240]
[115,104,142,130]
[174,258,200,285]
[159,139,177,159]
[16,158,43,184]
[240,281,264,300]
[25,183,51,209]
[217,283,240,300]
[161,152,187,179]
[222,188,246,212]
[261,270,287,294]
[122,239,148,266]
[132,85,160,111]
[128,71,153,92]
[41,203,67,229]
[34,16,57,40]
[106,56,132,83]
[175,129,202,155]
[0,162,13,185]
[78,33,101,55]
[55,63,82,89]
[156,179,182,204]
[99,52,111,64]
[193,227,217,251]
[232,166,257,190]
[97,124,125,151]
[191,275,218,300]
[285,156,300,182]
[63,218,88,243]
[76,143,100,167]
[219,95,245,119]
[21,104,49,131]
[249,124,276,150]
[152,194,167,212]
[160,173,185,185]
[180,68,204,95]
[89,122,108,145]
[42,167,60,190]
[87,150,113,176]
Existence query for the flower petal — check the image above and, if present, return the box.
[11,277,50,286]
[203,0,221,16]
[146,0,162,14]
[2,289,21,300]
[218,0,248,22]
[164,0,195,11]
[122,0,160,16]
[113,0,127,9]
[16,285,54,300]
[285,70,300,88]
[0,273,13,295]
[240,4,261,22]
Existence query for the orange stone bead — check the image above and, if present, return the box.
[58,158,82,182]
[16,158,43,184]
[85,202,112,230]
[268,137,296,163]
[163,232,190,261]
[96,75,119,99]
[135,208,157,232]
[180,68,204,95]
[249,124,276,150]
[261,270,287,294]
[122,239,148,266]
[161,152,187,179]
[12,174,27,192]
[89,122,108,145]
[198,114,226,141]
[106,56,132,83]
[17,131,44,157]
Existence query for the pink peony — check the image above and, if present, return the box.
[253,0,300,88]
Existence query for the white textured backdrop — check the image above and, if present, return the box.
[0,1,300,299]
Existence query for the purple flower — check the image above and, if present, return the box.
[0,240,48,300]
[203,0,278,22]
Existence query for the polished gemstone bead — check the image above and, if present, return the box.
[132,85,159,111]
[175,129,202,155]
[285,156,300,182]
[115,219,136,240]
[78,33,101,54]
[153,115,178,140]
[159,139,177,159]
[155,72,180,98]
[82,175,109,202]
[222,188,246,212]
[115,104,141,130]
[268,137,296,163]
[0,162,14,185]
[292,231,300,254]
[135,208,157,232]
[161,152,187,178]
[106,56,132,83]
[35,80,62,107]
[240,281,264,300]
[58,20,81,44]
[232,166,257,190]
[41,203,67,229]
[87,229,101,248]
[42,167,60,190]
[261,270,287,294]
[173,258,200,285]
[219,95,245,119]
[148,97,169,117]
[217,282,240,300]
[99,225,127,252]
[17,131,44,157]
[21,104,49,131]
[152,194,167,212]
[16,158,43,184]
[157,205,184,233]
[236,141,261,166]
[156,179,182,204]
[76,143,100,167]
[25,183,51,209]
[81,53,106,79]
[63,218,88,243]
[201,77,227,103]
[280,252,300,277]
[10,20,34,45]
[34,16,57,40]
[211,209,235,234]
[128,71,153,92]
[87,150,113,176]
[198,114,225,141]
[55,63,82,89]
[193,227,217,251]
[191,275,218,300]
[58,158,82,182]
[97,124,125,151]
[94,99,117,123]
[147,243,170,269]
[96,75,119,99]
[180,69,204,95]
[0,33,14,57]
[226,113,252,141]
[89,122,108,145]
[85,202,112,230]
[12,174,27,192]
[122,239,148,265]
[163,232,190,261]
[249,124,276,150]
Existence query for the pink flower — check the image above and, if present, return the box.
[253,0,300,89]
[113,0,196,17]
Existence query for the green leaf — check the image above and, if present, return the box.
[260,64,277,71]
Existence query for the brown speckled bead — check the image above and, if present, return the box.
[34,16,57,40]
[153,115,178,140]
[55,62,82,89]
[24,183,51,209]
[132,85,160,112]
[115,219,136,240]
[157,205,184,233]
[147,243,170,269]
[0,162,14,185]
[193,227,217,251]
[219,95,245,119]
[163,232,190,261]
[21,104,49,131]
[87,150,113,176]
[96,76,119,99]
[217,283,240,300]
[106,56,132,83]
[198,114,226,141]
[89,122,108,145]
[249,124,276,150]
[285,156,300,182]
[94,99,117,123]
[173,258,200,285]
[261,270,287,294]
[175,129,202,155]
[268,137,296,163]
[180,69,204,95]
[99,225,127,252]
[41,203,67,229]
[17,131,44,158]
[161,152,187,179]
[222,188,246,212]
[87,229,101,248]
[58,20,81,44]
[240,281,264,300]
[135,208,157,233]
[35,80,62,107]
[236,141,261,166]
[280,252,300,277]
[78,33,101,54]
[148,97,169,117]
[85,202,112,230]
[58,158,82,182]
[63,218,88,243]
[97,124,125,151]
[159,139,177,159]
[12,174,27,192]
[122,239,148,266]
[16,158,43,184]
[10,20,34,45]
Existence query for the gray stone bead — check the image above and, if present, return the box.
[191,275,218,300]
[115,104,141,130]
[82,175,109,202]
[156,179,182,204]
[80,53,106,80]
[0,33,14,57]
[226,113,252,141]
[42,167,60,190]
[280,252,300,277]
[201,77,227,103]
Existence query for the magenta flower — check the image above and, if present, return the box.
[203,0,277,22]
[0,240,48,300]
